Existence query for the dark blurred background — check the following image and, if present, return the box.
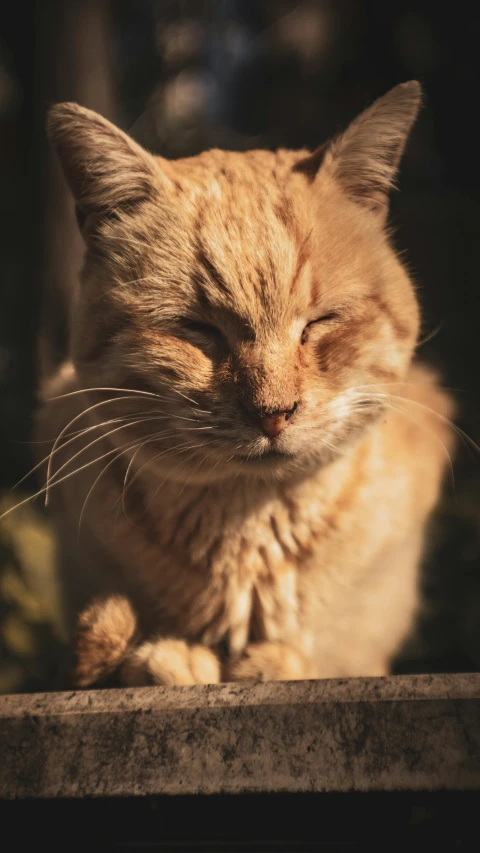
[0,0,479,693]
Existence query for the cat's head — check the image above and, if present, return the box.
[47,82,421,483]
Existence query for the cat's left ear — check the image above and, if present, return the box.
[296,81,422,219]
[46,102,170,238]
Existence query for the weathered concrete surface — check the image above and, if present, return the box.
[1,673,479,798]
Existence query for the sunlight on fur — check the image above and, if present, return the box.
[27,81,460,687]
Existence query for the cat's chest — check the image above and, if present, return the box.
[136,479,336,653]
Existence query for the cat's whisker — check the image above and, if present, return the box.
[176,443,225,497]
[357,391,480,456]
[78,439,145,537]
[0,430,155,524]
[110,437,195,527]
[212,441,248,470]
[120,424,217,504]
[120,435,216,518]
[141,444,208,516]
[119,436,202,520]
[416,322,444,348]
[46,384,209,411]
[223,447,245,465]
[197,445,244,489]
[45,396,209,504]
[324,437,343,453]
[354,381,463,394]
[49,415,211,487]
[45,394,165,502]
[374,397,457,496]
[120,426,214,510]
[52,420,212,517]
[116,440,206,530]
[122,442,200,521]
[78,431,205,534]
[21,417,151,445]
[15,409,164,492]
[48,387,170,404]
[339,389,460,492]
[46,415,181,505]
[121,436,165,511]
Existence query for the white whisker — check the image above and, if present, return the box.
[0,433,150,524]
[375,397,457,496]
[46,415,179,505]
[14,409,161,491]
[119,436,206,518]
[77,439,145,537]
[45,394,164,503]
[359,391,479,456]
[45,396,209,505]
[47,384,209,410]
[119,440,205,526]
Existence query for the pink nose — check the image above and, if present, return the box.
[259,414,288,439]
[258,403,298,439]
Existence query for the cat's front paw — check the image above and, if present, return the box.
[120,639,220,686]
[73,595,137,688]
[224,641,318,683]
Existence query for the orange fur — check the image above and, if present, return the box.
[37,82,455,686]
[73,595,137,687]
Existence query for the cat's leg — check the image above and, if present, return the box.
[306,529,424,679]
[73,595,138,687]
[224,641,318,682]
[72,596,220,687]
[121,639,221,686]
[224,526,423,684]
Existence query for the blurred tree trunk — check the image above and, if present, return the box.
[35,0,119,378]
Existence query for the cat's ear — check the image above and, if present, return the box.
[297,81,422,217]
[46,102,166,237]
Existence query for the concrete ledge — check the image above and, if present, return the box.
[1,673,479,798]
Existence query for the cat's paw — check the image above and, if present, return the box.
[73,595,137,687]
[120,639,220,686]
[224,641,318,683]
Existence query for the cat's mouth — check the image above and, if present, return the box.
[237,448,292,464]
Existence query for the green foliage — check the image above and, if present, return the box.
[0,493,67,694]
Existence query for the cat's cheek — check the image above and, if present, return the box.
[298,339,314,371]
[140,336,215,388]
[179,346,218,392]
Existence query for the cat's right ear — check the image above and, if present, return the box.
[46,103,169,239]
[294,81,422,220]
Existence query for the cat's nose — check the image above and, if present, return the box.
[253,403,299,438]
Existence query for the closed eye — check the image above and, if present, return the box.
[301,312,340,345]
[181,320,226,346]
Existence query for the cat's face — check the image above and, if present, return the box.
[48,82,421,483]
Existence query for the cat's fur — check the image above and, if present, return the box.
[36,81,455,686]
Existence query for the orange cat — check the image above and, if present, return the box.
[36,81,455,687]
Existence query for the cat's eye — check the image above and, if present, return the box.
[301,312,339,345]
[182,320,225,344]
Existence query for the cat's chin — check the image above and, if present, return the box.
[236,448,292,464]
[229,446,337,480]
[153,449,307,485]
